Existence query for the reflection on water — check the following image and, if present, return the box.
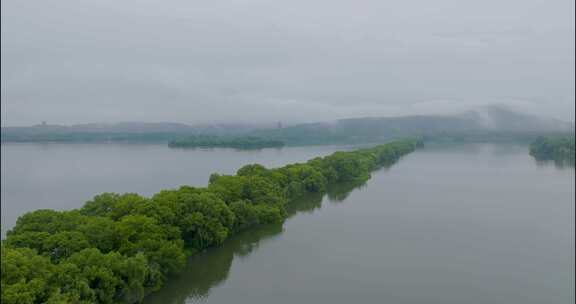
[143,223,284,304]
[325,180,367,203]
[1,143,350,236]
[144,144,574,304]
[144,181,368,304]
[4,143,571,303]
[534,157,575,170]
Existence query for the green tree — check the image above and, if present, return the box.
[1,245,56,304]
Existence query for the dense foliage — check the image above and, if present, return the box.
[1,139,421,303]
[168,136,284,149]
[422,131,575,144]
[529,135,575,164]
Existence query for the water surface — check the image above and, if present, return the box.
[1,143,349,235]
[144,143,574,304]
[1,143,573,304]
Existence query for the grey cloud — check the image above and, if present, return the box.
[1,0,574,125]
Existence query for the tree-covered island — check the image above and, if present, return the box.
[1,139,421,304]
[529,135,575,165]
[168,136,284,149]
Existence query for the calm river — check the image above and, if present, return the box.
[1,143,574,303]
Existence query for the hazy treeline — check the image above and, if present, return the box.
[0,132,179,143]
[1,139,421,304]
[422,131,575,144]
[3,107,573,146]
[529,135,575,163]
[168,136,284,149]
[0,123,263,143]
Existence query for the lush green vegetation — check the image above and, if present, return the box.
[168,136,284,149]
[250,107,574,146]
[529,135,575,165]
[422,131,575,144]
[1,139,421,304]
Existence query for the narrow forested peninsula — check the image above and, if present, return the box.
[168,136,285,149]
[529,135,575,164]
[1,139,421,304]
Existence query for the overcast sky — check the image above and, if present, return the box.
[1,0,574,126]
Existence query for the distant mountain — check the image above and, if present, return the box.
[2,105,573,144]
[251,105,574,145]
[3,121,270,133]
[463,105,574,132]
[0,122,271,142]
[67,122,197,133]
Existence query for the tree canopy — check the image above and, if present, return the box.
[1,139,421,304]
[168,136,284,149]
[529,135,575,166]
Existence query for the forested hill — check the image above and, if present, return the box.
[251,106,574,145]
[2,106,573,144]
[0,122,271,143]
